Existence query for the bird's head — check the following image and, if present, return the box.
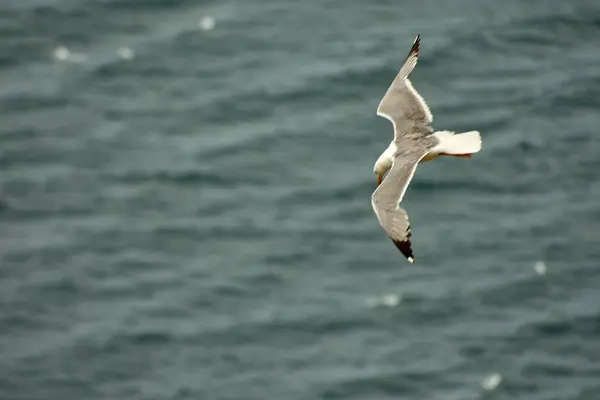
[373,157,392,185]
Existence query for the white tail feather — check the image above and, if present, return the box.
[432,130,481,155]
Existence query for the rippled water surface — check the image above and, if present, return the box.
[2,0,600,399]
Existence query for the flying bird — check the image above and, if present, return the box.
[371,34,482,263]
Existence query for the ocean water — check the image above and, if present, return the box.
[1,0,600,399]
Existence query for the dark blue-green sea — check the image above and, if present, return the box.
[2,0,600,399]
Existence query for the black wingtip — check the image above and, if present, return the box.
[391,239,415,264]
[407,34,420,59]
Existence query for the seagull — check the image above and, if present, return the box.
[371,34,482,263]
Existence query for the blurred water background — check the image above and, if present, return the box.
[1,0,600,399]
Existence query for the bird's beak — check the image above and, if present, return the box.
[377,174,383,185]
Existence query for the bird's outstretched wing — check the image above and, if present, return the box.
[377,34,433,138]
[371,145,429,262]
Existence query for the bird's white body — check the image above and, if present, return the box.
[374,130,482,173]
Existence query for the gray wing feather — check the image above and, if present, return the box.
[371,144,429,262]
[376,34,433,137]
